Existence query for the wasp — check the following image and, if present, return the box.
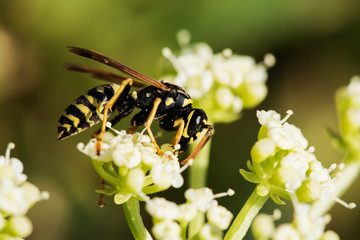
[58,47,214,164]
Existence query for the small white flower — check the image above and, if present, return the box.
[0,143,48,239]
[0,143,27,184]
[294,203,331,240]
[212,54,249,88]
[185,188,218,212]
[251,213,275,239]
[206,205,233,230]
[257,110,308,150]
[113,145,142,168]
[77,136,114,162]
[272,223,301,240]
[151,156,184,189]
[146,197,180,220]
[257,110,281,126]
[267,123,308,151]
[0,179,28,215]
[280,152,309,191]
[7,215,33,238]
[152,220,182,240]
[178,203,198,223]
[199,223,223,240]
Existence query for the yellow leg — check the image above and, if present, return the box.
[181,125,214,165]
[145,98,163,155]
[96,78,133,155]
[171,119,185,146]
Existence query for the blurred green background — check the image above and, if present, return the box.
[1,0,360,239]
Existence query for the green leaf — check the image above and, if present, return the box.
[269,191,286,205]
[95,185,118,196]
[114,192,132,205]
[246,160,254,172]
[325,127,347,152]
[239,169,260,183]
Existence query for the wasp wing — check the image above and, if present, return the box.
[64,64,147,88]
[67,46,170,91]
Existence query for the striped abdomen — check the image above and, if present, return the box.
[57,84,122,140]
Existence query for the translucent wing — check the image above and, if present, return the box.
[67,46,170,91]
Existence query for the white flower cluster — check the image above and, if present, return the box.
[251,204,340,240]
[78,128,191,204]
[161,30,275,123]
[146,188,234,240]
[0,143,49,239]
[241,110,337,204]
[336,76,360,151]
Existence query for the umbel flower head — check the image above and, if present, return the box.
[160,30,275,124]
[146,187,234,240]
[240,110,338,205]
[335,76,360,152]
[251,203,340,240]
[0,143,49,239]
[77,125,192,205]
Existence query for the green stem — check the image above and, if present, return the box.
[123,197,152,240]
[224,188,269,240]
[91,160,121,186]
[188,138,212,238]
[310,158,360,216]
[189,137,212,188]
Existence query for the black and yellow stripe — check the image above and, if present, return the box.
[57,84,121,140]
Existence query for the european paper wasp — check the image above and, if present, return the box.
[57,47,214,164]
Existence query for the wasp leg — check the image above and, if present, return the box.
[92,113,125,138]
[98,178,106,208]
[171,119,185,146]
[144,97,163,155]
[181,125,215,165]
[127,125,139,134]
[96,78,133,155]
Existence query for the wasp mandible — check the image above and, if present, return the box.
[58,47,214,164]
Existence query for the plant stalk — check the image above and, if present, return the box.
[188,138,212,238]
[123,197,152,240]
[224,189,269,240]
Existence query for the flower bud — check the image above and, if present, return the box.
[256,184,269,197]
[206,205,233,230]
[251,213,275,239]
[114,193,131,205]
[251,138,276,163]
[0,166,16,180]
[6,215,33,238]
[237,82,267,108]
[295,179,322,203]
[152,220,181,240]
[199,223,223,240]
[321,230,340,240]
[270,165,296,187]
[272,224,300,240]
[125,168,145,193]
